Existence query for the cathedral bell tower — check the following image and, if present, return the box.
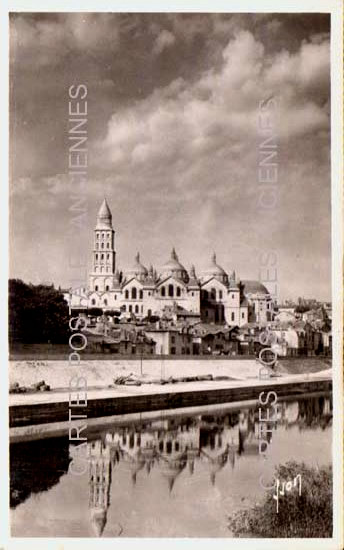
[89,199,116,292]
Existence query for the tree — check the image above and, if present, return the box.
[9,279,70,345]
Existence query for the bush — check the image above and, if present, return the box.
[228,461,332,538]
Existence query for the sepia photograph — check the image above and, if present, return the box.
[5,5,343,548]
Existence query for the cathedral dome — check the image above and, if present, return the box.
[160,248,188,282]
[96,198,113,230]
[125,252,148,281]
[242,280,269,295]
[201,253,228,284]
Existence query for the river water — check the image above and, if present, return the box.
[10,392,332,537]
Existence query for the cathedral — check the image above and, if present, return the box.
[67,199,273,326]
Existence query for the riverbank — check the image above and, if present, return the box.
[9,357,331,391]
[10,369,331,428]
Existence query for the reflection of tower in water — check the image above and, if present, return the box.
[88,440,111,537]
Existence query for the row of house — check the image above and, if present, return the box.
[81,303,331,357]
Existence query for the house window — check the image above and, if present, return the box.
[125,290,129,299]
[107,254,110,259]
[171,336,175,343]
[219,290,223,299]
[176,287,181,297]
[139,290,143,299]
[95,254,98,260]
[211,288,216,299]
[168,284,174,297]
[96,234,99,239]
[232,294,235,299]
[104,299,108,306]
[161,287,166,297]
[135,305,139,313]
[107,243,110,249]
[91,299,96,305]
[132,287,137,299]
[171,347,176,355]
[101,243,104,249]
[231,312,235,322]
[106,285,109,291]
[242,312,245,318]
[95,285,98,291]
[129,305,132,312]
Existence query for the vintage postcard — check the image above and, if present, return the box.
[2,1,343,549]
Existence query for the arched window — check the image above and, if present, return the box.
[104,299,108,306]
[106,254,109,259]
[168,284,174,297]
[105,285,109,291]
[101,243,104,249]
[176,287,181,297]
[91,298,96,305]
[135,305,139,313]
[125,290,129,299]
[101,254,104,260]
[219,290,223,300]
[161,286,165,297]
[102,233,105,239]
[96,233,99,240]
[95,254,98,260]
[132,287,137,299]
[139,290,143,299]
[95,285,98,291]
[129,305,132,313]
[107,232,111,239]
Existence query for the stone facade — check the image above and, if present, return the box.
[66,200,273,326]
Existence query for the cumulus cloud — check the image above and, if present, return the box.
[9,13,331,299]
[97,30,330,172]
[152,29,176,55]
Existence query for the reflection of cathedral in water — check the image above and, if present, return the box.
[68,394,332,537]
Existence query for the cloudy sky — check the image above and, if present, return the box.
[9,13,331,301]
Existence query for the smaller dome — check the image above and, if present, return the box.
[126,252,148,281]
[160,248,188,282]
[242,280,270,295]
[202,252,228,283]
